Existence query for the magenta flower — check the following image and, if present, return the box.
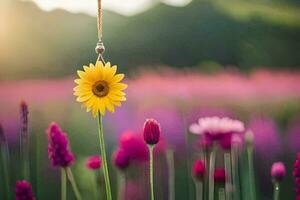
[46,122,74,167]
[248,116,281,157]
[214,168,226,183]
[113,148,130,170]
[15,180,35,200]
[190,117,244,140]
[119,131,149,162]
[0,123,6,143]
[143,119,161,145]
[294,153,300,197]
[288,118,300,152]
[271,162,286,181]
[86,155,102,170]
[192,160,206,181]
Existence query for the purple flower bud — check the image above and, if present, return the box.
[143,119,161,145]
[192,160,206,181]
[214,168,226,183]
[46,122,74,167]
[20,101,29,135]
[271,162,286,181]
[15,180,35,200]
[0,123,6,143]
[86,155,102,170]
[113,148,130,170]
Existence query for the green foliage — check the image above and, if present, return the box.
[1,0,300,79]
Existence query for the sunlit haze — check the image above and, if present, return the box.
[24,0,192,16]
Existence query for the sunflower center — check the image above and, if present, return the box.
[92,81,109,97]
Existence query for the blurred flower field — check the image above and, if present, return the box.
[1,68,300,199]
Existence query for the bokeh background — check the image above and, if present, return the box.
[1,0,300,199]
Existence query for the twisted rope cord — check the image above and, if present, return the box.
[97,0,103,41]
[95,0,105,61]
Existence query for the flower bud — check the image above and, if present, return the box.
[113,148,130,170]
[143,119,161,145]
[245,130,254,145]
[214,168,226,183]
[86,156,102,170]
[192,160,206,181]
[271,162,286,181]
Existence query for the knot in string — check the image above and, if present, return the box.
[95,41,105,55]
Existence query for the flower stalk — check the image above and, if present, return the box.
[66,167,82,200]
[166,149,175,200]
[0,124,10,199]
[209,145,217,200]
[20,101,30,180]
[97,113,112,200]
[247,144,256,200]
[61,168,67,200]
[149,145,155,200]
[273,181,280,200]
[195,181,203,200]
[231,143,240,200]
[224,152,232,200]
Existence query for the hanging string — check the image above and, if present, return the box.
[95,0,105,63]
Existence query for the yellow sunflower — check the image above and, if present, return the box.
[74,61,127,117]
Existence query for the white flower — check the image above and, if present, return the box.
[189,117,245,138]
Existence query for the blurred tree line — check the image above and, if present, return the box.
[0,0,300,79]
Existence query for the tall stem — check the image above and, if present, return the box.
[0,141,10,199]
[209,145,217,200]
[166,149,175,200]
[224,152,232,200]
[66,167,82,200]
[195,181,203,200]
[117,173,125,200]
[218,188,226,200]
[273,182,280,200]
[231,144,240,200]
[97,113,112,200]
[247,145,256,200]
[61,168,67,200]
[149,145,155,200]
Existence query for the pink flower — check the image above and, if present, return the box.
[143,119,161,145]
[271,162,286,181]
[190,117,244,140]
[119,131,149,162]
[294,153,300,195]
[15,180,35,200]
[214,168,226,183]
[192,160,206,181]
[86,156,101,170]
[113,148,130,170]
[46,122,74,167]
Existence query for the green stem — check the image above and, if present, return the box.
[61,168,67,200]
[247,145,256,200]
[149,145,155,200]
[273,182,280,200]
[117,173,125,200]
[92,171,98,200]
[218,188,226,200]
[66,167,82,200]
[195,181,203,200]
[166,149,175,200]
[97,113,112,200]
[231,144,240,200]
[209,145,217,200]
[224,152,232,200]
[0,142,10,199]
